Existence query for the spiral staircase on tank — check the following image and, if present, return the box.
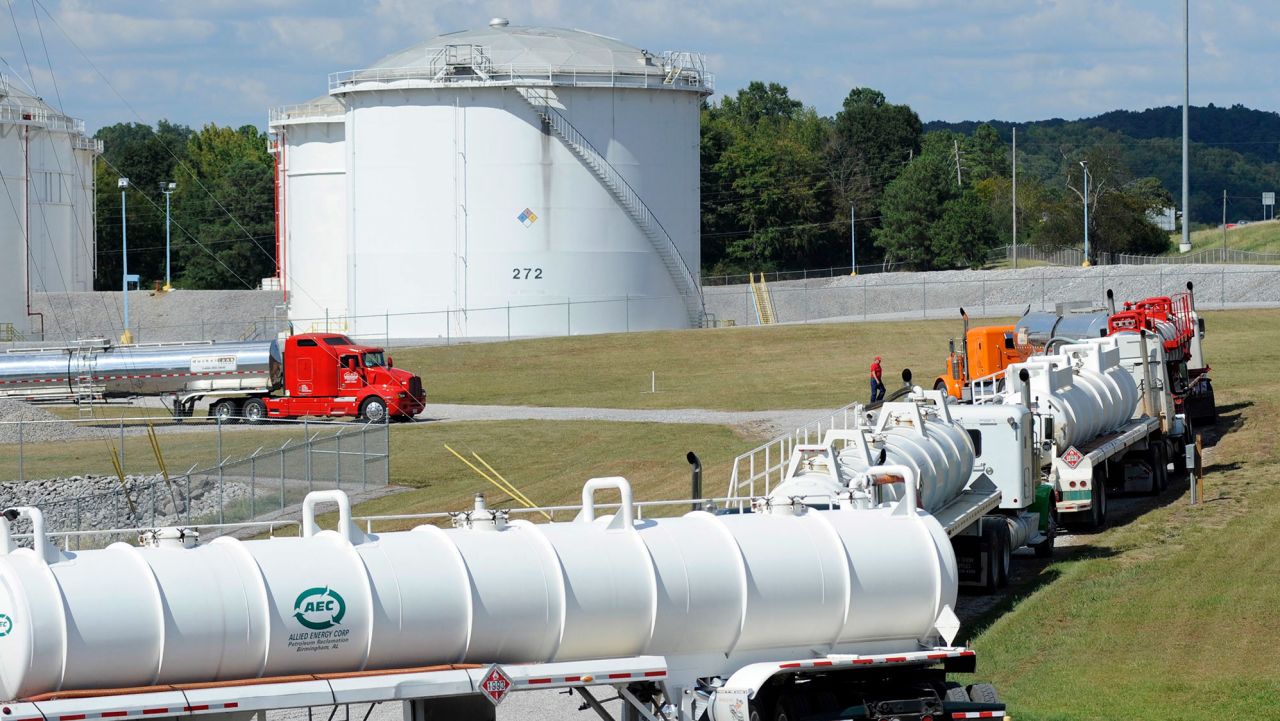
[515,87,706,328]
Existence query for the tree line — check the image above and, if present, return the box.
[93,121,274,290]
[700,82,1190,276]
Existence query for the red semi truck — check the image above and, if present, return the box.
[0,333,425,423]
[245,333,425,423]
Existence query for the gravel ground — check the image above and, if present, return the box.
[0,473,249,534]
[705,263,1280,326]
[417,403,832,439]
[0,398,110,443]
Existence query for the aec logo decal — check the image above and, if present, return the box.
[0,613,13,638]
[293,587,346,630]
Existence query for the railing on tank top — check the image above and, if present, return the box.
[725,400,866,505]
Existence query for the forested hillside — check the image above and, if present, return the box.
[926,104,1280,226]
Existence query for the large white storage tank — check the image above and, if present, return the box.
[0,78,99,336]
[270,20,712,339]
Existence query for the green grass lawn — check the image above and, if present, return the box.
[393,317,991,411]
[1165,219,1280,255]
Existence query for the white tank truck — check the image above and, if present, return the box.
[747,384,1053,592]
[991,333,1189,529]
[732,334,1183,591]
[0,479,1008,721]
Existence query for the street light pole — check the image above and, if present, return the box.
[161,182,177,291]
[1080,161,1090,267]
[1179,0,1192,253]
[118,177,132,343]
[849,203,856,276]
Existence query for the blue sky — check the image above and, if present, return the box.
[3,1,1274,133]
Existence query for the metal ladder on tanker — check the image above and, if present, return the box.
[72,347,99,418]
[514,87,706,327]
[750,273,777,325]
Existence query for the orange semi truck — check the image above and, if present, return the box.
[934,309,1031,400]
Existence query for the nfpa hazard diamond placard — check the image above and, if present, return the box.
[479,664,514,706]
[1062,446,1084,469]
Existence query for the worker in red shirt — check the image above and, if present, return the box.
[870,356,885,403]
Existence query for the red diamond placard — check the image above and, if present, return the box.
[479,664,513,706]
[1062,446,1083,469]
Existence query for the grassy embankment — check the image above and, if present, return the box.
[1165,218,1280,255]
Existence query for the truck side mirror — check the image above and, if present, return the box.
[346,357,356,369]
[388,358,394,368]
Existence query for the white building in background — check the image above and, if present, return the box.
[0,77,100,338]
[269,20,712,339]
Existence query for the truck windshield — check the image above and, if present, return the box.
[363,352,386,367]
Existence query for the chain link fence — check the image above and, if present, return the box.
[1,416,390,549]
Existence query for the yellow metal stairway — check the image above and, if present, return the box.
[749,273,777,325]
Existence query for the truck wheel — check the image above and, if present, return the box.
[977,525,1008,591]
[967,683,1000,704]
[943,682,969,703]
[360,396,388,423]
[1153,444,1169,494]
[211,399,241,424]
[1087,476,1108,530]
[996,521,1012,588]
[1033,506,1057,559]
[242,398,267,425]
[934,379,949,393]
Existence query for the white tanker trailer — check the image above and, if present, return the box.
[0,478,1006,721]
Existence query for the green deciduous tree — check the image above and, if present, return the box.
[171,124,275,289]
[701,83,835,274]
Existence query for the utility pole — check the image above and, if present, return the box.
[1012,127,1018,269]
[953,139,962,185]
[849,203,857,276]
[1179,0,1192,253]
[1222,189,1227,255]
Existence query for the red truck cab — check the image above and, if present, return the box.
[266,333,425,422]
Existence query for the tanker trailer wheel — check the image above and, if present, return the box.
[211,399,241,424]
[1149,444,1169,495]
[242,398,267,425]
[1086,473,1108,530]
[967,683,1001,704]
[360,396,388,423]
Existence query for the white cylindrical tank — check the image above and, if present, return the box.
[0,481,955,700]
[270,97,347,329]
[270,24,713,340]
[1005,345,1137,450]
[1056,338,1140,429]
[0,79,100,334]
[836,395,975,513]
